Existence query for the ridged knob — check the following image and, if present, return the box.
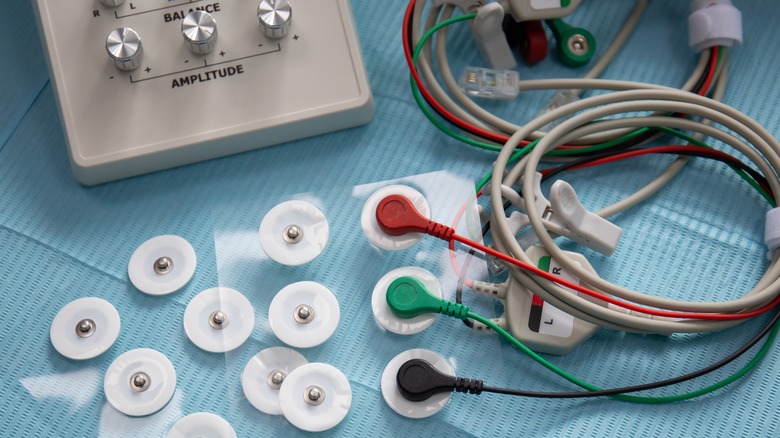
[106,27,143,71]
[99,0,125,7]
[258,0,292,39]
[182,10,218,55]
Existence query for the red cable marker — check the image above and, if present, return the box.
[374,194,779,321]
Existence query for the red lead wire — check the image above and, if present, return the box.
[403,0,515,145]
[375,193,779,321]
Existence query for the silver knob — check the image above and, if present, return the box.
[258,0,292,39]
[99,0,125,7]
[182,10,218,55]
[106,27,143,71]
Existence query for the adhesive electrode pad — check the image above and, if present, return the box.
[183,287,255,353]
[258,200,329,265]
[50,297,121,360]
[381,349,454,419]
[167,412,237,438]
[128,235,197,295]
[241,347,309,415]
[278,363,352,432]
[103,348,177,417]
[372,267,443,334]
[361,185,431,250]
[268,281,340,348]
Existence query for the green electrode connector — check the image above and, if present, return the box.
[546,18,596,67]
[386,276,470,320]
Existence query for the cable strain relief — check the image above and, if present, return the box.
[688,0,742,52]
[765,207,780,260]
[439,301,470,320]
[472,280,508,298]
[426,221,455,241]
[454,377,483,395]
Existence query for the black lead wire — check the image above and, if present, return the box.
[398,305,780,401]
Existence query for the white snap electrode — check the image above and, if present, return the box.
[361,185,431,251]
[278,363,352,432]
[381,349,454,419]
[128,235,197,295]
[183,287,255,353]
[104,348,176,417]
[241,347,309,415]
[372,267,443,335]
[268,281,340,348]
[50,297,121,360]
[167,412,236,438]
[258,200,329,266]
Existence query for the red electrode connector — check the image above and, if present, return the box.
[375,194,455,241]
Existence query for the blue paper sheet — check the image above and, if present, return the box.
[3,0,780,436]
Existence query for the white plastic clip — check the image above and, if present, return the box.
[688,0,742,53]
[548,180,622,256]
[472,3,517,70]
[765,208,780,259]
[434,1,517,69]
[502,174,622,256]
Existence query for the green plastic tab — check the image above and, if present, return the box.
[386,276,441,319]
[386,275,470,320]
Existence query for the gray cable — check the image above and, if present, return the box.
[488,88,780,333]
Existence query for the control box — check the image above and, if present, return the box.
[33,0,374,185]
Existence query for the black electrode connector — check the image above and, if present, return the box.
[396,359,484,402]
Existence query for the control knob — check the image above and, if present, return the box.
[98,0,125,7]
[258,0,292,39]
[182,10,218,55]
[106,27,143,71]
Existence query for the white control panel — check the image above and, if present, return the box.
[33,0,374,185]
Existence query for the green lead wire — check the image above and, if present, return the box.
[468,311,780,403]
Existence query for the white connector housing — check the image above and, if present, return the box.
[688,0,742,52]
[498,0,582,22]
[460,66,520,100]
[536,89,580,131]
[503,246,603,355]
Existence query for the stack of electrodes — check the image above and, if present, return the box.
[369,0,780,419]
